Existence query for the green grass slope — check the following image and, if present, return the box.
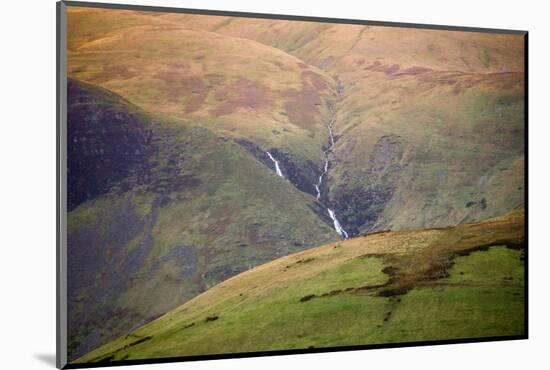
[67,79,338,360]
[76,208,525,364]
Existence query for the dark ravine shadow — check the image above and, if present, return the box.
[34,353,56,367]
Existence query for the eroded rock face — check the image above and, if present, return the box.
[270,149,320,196]
[334,135,404,236]
[236,135,405,238]
[67,79,154,211]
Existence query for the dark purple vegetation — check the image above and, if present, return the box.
[67,78,154,211]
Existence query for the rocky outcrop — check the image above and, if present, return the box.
[334,135,404,235]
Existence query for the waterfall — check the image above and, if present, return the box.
[263,83,350,240]
[314,158,329,200]
[314,99,349,239]
[328,208,349,239]
[266,151,285,178]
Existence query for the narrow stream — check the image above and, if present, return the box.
[314,111,335,201]
[265,82,349,240]
[316,98,349,239]
[314,159,328,200]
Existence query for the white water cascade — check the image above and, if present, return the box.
[328,208,349,239]
[264,83,349,240]
[266,151,285,178]
[314,89,349,239]
[314,114,336,201]
[314,161,328,200]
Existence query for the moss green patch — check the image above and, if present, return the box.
[446,246,524,284]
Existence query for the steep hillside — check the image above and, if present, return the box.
[329,70,524,233]
[76,208,525,363]
[67,7,525,237]
[67,7,338,195]
[157,12,525,234]
[66,79,338,360]
[67,78,153,210]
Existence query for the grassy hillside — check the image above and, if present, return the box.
[67,7,337,190]
[76,208,524,363]
[67,7,525,236]
[164,12,525,233]
[67,79,338,360]
[158,13,524,73]
[329,69,524,233]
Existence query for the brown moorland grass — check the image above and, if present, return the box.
[68,8,339,171]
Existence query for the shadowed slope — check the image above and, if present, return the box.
[67,78,154,210]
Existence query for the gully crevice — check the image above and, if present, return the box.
[264,81,350,239]
[314,81,349,239]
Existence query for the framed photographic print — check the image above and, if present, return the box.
[57,1,527,368]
